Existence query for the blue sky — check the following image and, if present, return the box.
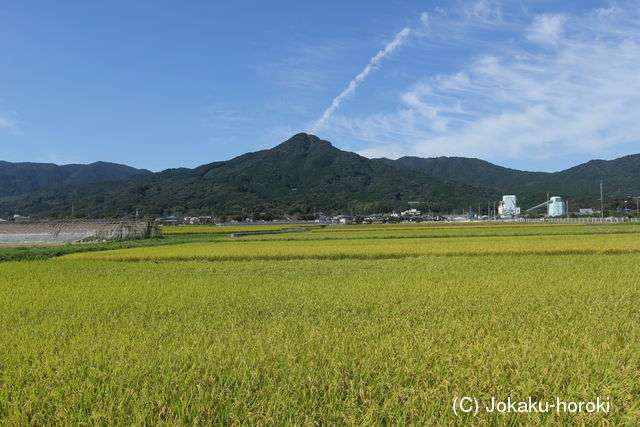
[1,0,638,172]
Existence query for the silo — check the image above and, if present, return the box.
[548,196,566,217]
[502,195,518,217]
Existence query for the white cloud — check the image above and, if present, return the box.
[310,27,411,133]
[435,7,447,16]
[0,115,19,134]
[526,14,567,45]
[420,12,430,26]
[318,1,640,166]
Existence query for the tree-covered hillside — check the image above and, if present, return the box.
[0,134,501,218]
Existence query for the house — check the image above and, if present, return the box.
[315,212,329,222]
[401,209,422,217]
[575,208,595,216]
[155,215,181,226]
[183,216,199,225]
[362,214,384,224]
[333,215,353,225]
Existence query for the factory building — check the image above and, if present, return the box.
[498,195,520,218]
[547,196,566,217]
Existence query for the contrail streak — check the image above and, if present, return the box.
[311,27,411,132]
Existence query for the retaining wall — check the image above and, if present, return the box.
[0,220,161,244]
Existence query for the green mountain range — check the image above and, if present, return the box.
[0,134,499,218]
[0,160,151,197]
[376,154,640,197]
[0,133,637,218]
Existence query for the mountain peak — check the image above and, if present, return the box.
[272,133,334,153]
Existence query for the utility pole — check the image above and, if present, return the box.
[600,180,604,219]
[546,192,549,216]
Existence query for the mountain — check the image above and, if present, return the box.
[0,160,152,197]
[376,154,640,197]
[4,134,634,219]
[0,134,501,218]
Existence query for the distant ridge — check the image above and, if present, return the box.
[0,160,152,197]
[375,154,640,196]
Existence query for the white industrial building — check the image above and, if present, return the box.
[547,196,567,217]
[498,195,520,218]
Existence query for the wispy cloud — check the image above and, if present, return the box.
[0,115,20,134]
[200,106,249,130]
[466,0,504,25]
[317,1,640,168]
[262,39,353,92]
[310,27,411,133]
[526,14,567,45]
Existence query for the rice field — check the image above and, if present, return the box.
[1,223,638,423]
[161,224,320,235]
[62,233,640,261]
[239,222,640,241]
